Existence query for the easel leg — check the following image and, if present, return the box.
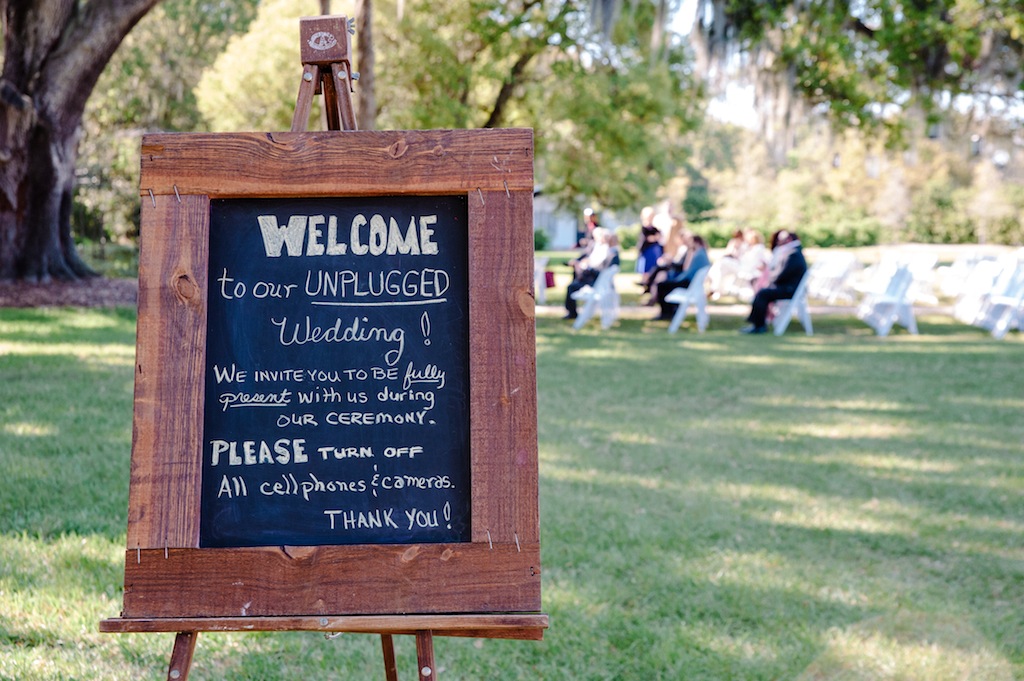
[329,62,358,130]
[291,64,320,132]
[415,631,436,680]
[381,634,399,681]
[167,631,198,681]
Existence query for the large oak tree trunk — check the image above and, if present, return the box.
[0,0,162,281]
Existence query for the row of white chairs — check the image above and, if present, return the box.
[569,264,816,336]
[557,253,1024,339]
[570,261,846,337]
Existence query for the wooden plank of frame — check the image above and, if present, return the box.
[120,129,541,619]
[120,543,540,617]
[139,130,534,198]
[127,194,209,549]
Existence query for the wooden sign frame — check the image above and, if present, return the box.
[104,129,543,632]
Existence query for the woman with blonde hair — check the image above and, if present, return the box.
[564,227,620,320]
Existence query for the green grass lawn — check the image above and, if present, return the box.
[1,307,1022,679]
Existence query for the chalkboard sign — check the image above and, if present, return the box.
[115,129,540,620]
[201,195,471,547]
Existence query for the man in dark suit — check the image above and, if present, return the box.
[740,230,807,334]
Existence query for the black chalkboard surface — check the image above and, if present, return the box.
[200,195,471,548]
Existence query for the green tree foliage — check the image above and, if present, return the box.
[537,55,701,209]
[195,0,319,132]
[690,0,1024,162]
[690,117,1024,247]
[387,0,708,208]
[905,181,977,244]
[77,0,259,246]
[197,0,703,213]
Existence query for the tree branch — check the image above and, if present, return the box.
[482,47,538,129]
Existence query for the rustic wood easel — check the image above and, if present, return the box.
[100,18,548,680]
[291,14,357,132]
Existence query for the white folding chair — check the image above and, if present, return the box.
[572,265,620,330]
[772,269,814,336]
[939,252,996,299]
[806,252,859,304]
[974,263,1024,339]
[857,266,918,336]
[952,258,1005,325]
[534,256,549,305]
[988,285,1024,339]
[665,265,711,334]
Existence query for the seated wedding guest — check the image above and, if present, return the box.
[739,229,807,334]
[707,228,747,299]
[738,229,769,287]
[639,214,687,300]
[564,227,620,320]
[635,206,663,277]
[653,233,711,320]
[576,208,600,248]
[751,229,787,292]
[715,228,770,300]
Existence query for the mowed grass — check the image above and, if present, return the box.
[0,307,1021,680]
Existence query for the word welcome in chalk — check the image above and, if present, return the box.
[258,213,439,258]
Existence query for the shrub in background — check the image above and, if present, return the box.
[683,183,716,224]
[534,229,549,251]
[905,183,976,244]
[615,224,639,251]
[981,182,1024,246]
[694,221,749,248]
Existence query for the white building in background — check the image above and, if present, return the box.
[533,191,626,250]
[533,192,578,249]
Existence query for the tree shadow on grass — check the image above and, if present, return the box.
[535,316,1024,676]
[795,611,1016,681]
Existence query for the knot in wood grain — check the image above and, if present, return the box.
[282,545,317,561]
[431,144,445,157]
[172,271,199,303]
[517,290,535,318]
[388,140,408,158]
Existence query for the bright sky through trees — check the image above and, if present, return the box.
[672,0,758,128]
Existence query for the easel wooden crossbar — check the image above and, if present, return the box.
[100,615,548,681]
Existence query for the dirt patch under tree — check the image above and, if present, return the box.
[0,277,138,308]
